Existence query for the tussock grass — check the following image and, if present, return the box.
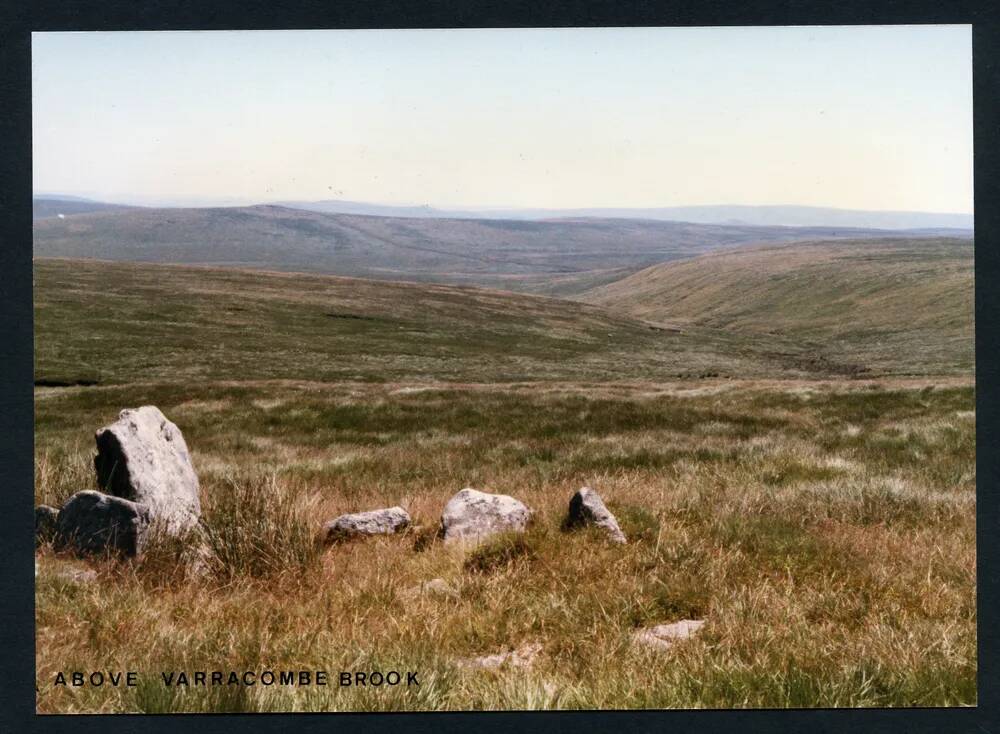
[464,531,540,574]
[35,379,975,712]
[199,472,321,580]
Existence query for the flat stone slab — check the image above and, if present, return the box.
[323,506,411,542]
[632,619,706,651]
[399,577,459,601]
[54,490,151,557]
[456,641,542,670]
[53,567,99,584]
[441,488,532,543]
[565,487,626,544]
[94,406,200,534]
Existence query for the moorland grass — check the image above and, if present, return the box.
[35,379,975,712]
[581,238,974,375]
[33,258,975,711]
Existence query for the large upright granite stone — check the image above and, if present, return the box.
[94,406,200,534]
[440,488,531,543]
[323,506,411,543]
[54,490,151,557]
[564,487,626,544]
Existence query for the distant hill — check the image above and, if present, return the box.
[581,238,973,375]
[277,199,446,219]
[33,197,136,221]
[32,203,966,296]
[285,200,973,231]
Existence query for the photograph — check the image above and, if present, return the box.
[30,26,975,713]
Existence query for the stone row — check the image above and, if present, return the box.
[35,406,627,557]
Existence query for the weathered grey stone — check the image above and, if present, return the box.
[440,488,531,543]
[183,543,216,580]
[399,577,460,601]
[323,506,411,542]
[94,406,200,534]
[456,641,542,670]
[54,490,151,557]
[53,567,99,584]
[632,619,706,651]
[421,578,458,598]
[35,505,60,546]
[565,487,626,544]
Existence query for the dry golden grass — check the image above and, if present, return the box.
[35,378,975,712]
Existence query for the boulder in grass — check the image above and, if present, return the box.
[632,619,706,651]
[54,490,151,557]
[323,506,411,543]
[564,487,626,544]
[94,406,200,534]
[440,488,531,544]
[35,505,60,546]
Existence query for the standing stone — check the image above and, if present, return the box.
[564,487,626,544]
[440,488,532,543]
[35,505,60,546]
[54,490,151,557]
[323,506,411,542]
[94,406,200,534]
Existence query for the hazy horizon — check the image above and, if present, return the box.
[33,27,973,214]
[30,190,975,218]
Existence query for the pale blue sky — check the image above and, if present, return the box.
[32,26,973,212]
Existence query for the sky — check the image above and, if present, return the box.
[32,26,973,213]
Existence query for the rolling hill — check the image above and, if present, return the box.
[32,196,136,221]
[581,238,974,375]
[31,203,965,296]
[286,199,974,231]
[34,258,880,388]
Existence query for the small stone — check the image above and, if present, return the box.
[441,488,532,543]
[399,577,459,601]
[53,567,99,584]
[323,506,411,542]
[54,490,151,557]
[632,619,706,651]
[35,505,60,546]
[183,543,217,579]
[457,641,542,670]
[564,487,626,544]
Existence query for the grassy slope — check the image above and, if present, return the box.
[34,258,864,386]
[582,238,974,376]
[33,258,975,711]
[32,205,955,296]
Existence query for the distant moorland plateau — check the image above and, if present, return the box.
[32,196,972,297]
